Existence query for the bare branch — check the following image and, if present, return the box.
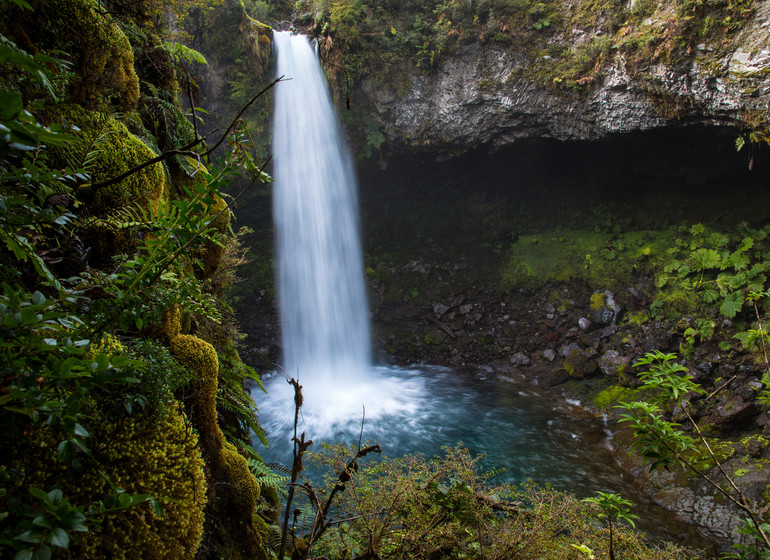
[87,76,284,193]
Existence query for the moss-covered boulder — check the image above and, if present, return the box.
[25,406,207,560]
[1,0,139,110]
[168,327,267,559]
[59,107,169,214]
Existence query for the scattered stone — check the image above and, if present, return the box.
[433,302,450,318]
[589,290,621,325]
[549,370,572,386]
[579,317,591,331]
[599,350,631,379]
[543,348,556,361]
[600,325,616,338]
[460,303,473,314]
[510,352,531,366]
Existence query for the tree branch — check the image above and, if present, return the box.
[87,76,284,193]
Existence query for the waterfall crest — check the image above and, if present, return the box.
[273,31,371,383]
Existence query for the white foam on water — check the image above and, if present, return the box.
[257,365,426,442]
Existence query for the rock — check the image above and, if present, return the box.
[433,302,450,318]
[510,352,531,366]
[543,348,556,362]
[599,350,631,379]
[459,303,474,314]
[549,370,572,386]
[578,317,591,331]
[589,290,621,325]
[600,325,616,338]
[701,394,761,432]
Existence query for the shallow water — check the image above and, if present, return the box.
[253,364,719,553]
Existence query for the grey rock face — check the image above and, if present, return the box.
[357,10,770,156]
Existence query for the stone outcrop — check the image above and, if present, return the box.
[352,1,770,156]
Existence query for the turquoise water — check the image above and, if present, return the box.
[253,364,717,551]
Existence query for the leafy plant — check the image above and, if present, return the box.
[618,351,770,556]
[583,491,639,560]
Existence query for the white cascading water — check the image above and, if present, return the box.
[273,31,371,383]
[262,31,424,435]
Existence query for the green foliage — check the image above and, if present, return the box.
[583,491,638,528]
[127,339,192,418]
[161,41,209,65]
[295,445,697,560]
[652,224,770,328]
[723,518,770,559]
[0,6,269,557]
[617,352,705,471]
[216,349,268,448]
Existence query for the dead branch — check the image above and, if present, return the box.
[87,76,284,193]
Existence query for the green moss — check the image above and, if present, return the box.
[56,106,168,215]
[500,230,672,292]
[625,311,650,326]
[223,442,260,513]
[3,0,139,109]
[733,468,750,477]
[738,435,770,453]
[590,292,606,311]
[687,439,736,472]
[27,407,206,560]
[424,330,446,345]
[593,385,633,410]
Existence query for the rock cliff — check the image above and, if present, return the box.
[320,0,770,156]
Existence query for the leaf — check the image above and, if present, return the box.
[151,499,164,518]
[29,487,50,503]
[31,546,51,560]
[16,530,45,544]
[161,41,208,65]
[701,287,719,303]
[0,90,23,121]
[57,440,72,461]
[47,488,62,505]
[49,528,69,549]
[691,248,722,271]
[728,251,750,271]
[720,291,744,318]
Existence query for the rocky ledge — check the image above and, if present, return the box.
[351,0,770,156]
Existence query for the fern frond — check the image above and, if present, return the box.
[249,458,290,489]
[65,113,118,173]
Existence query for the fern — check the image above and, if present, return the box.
[64,112,118,173]
[161,41,208,65]
[249,459,290,489]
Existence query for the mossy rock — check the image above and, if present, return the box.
[223,441,260,514]
[26,406,206,560]
[52,106,169,217]
[593,385,634,410]
[170,334,219,423]
[2,0,139,110]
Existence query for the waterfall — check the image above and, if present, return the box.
[260,31,423,439]
[272,31,371,383]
